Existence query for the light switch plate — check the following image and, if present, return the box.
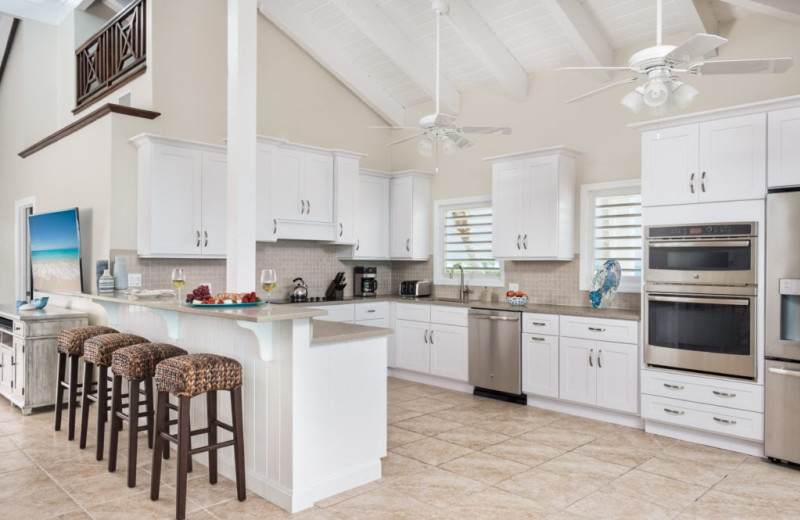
[508,283,519,292]
[128,273,142,287]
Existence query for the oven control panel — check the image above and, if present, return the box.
[648,222,755,238]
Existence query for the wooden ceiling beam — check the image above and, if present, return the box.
[444,0,528,102]
[720,0,800,22]
[258,0,405,127]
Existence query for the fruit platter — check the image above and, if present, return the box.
[185,285,263,306]
[506,290,529,306]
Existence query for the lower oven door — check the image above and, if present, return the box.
[645,290,756,379]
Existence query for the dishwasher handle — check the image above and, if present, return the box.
[469,314,520,322]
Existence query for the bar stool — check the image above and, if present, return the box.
[151,354,246,520]
[80,333,149,460]
[54,326,118,440]
[108,342,188,487]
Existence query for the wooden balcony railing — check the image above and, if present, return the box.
[74,0,146,113]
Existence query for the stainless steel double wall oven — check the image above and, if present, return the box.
[644,222,757,379]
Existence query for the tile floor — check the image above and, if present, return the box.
[2,377,800,519]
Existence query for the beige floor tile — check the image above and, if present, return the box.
[392,437,473,466]
[314,481,381,508]
[608,426,678,451]
[394,397,455,414]
[549,415,622,436]
[603,469,706,515]
[60,467,151,508]
[386,405,423,424]
[659,439,747,470]
[0,465,56,501]
[429,389,485,406]
[326,486,442,520]
[393,414,462,436]
[433,425,510,450]
[206,492,294,519]
[166,473,242,508]
[3,480,83,519]
[138,456,212,487]
[385,390,419,405]
[724,456,800,487]
[639,455,732,487]
[0,448,36,473]
[439,451,529,485]
[675,498,799,520]
[471,415,544,436]
[496,467,599,510]
[573,434,656,468]
[565,490,675,520]
[713,466,800,502]
[433,403,507,425]
[386,424,426,449]
[52,511,94,520]
[497,405,567,426]
[444,486,556,519]
[386,377,414,392]
[399,383,451,398]
[483,436,564,466]
[377,452,430,485]
[86,489,204,520]
[389,466,487,508]
[537,452,630,486]
[518,425,596,451]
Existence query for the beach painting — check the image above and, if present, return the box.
[28,208,84,294]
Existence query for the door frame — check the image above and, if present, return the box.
[14,196,36,301]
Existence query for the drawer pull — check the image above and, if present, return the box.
[588,327,606,332]
[589,348,594,367]
[430,330,434,344]
[712,390,736,398]
[423,330,429,344]
[663,383,685,390]
[664,408,685,416]
[532,322,547,326]
[366,309,376,313]
[196,230,201,247]
[598,350,602,368]
[713,417,737,425]
[339,223,343,237]
[530,336,546,342]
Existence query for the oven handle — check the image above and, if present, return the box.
[648,240,750,248]
[647,295,749,306]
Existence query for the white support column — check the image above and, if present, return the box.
[226,0,258,292]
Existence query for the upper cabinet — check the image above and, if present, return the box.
[332,152,365,246]
[768,106,800,189]
[390,171,432,261]
[640,113,766,207]
[339,169,390,260]
[486,147,578,260]
[132,134,227,258]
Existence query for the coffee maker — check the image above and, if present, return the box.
[354,266,378,297]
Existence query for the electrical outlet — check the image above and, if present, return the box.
[508,283,519,292]
[128,273,142,287]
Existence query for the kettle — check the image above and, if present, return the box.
[291,277,308,302]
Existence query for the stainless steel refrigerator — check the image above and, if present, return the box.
[765,189,800,464]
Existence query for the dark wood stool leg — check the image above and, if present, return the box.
[79,361,94,449]
[68,355,80,441]
[145,376,154,449]
[108,374,123,473]
[127,379,140,487]
[96,365,109,461]
[231,386,246,501]
[54,352,66,431]
[176,395,191,520]
[207,390,217,485]
[150,390,168,501]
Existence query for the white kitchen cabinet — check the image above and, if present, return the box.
[429,323,469,381]
[339,170,390,260]
[255,137,280,242]
[641,114,766,207]
[768,106,800,188]
[390,171,432,260]
[522,332,559,399]
[395,319,430,373]
[132,133,228,258]
[333,152,364,245]
[486,146,578,260]
[0,344,13,396]
[309,304,356,323]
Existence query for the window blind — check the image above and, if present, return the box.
[443,206,500,277]
[592,193,642,279]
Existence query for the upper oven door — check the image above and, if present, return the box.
[645,237,755,286]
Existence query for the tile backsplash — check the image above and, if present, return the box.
[111,247,639,311]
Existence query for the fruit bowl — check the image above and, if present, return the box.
[506,295,529,306]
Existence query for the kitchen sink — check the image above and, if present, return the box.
[432,298,470,304]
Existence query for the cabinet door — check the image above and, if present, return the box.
[149,144,203,255]
[768,107,800,189]
[303,152,334,223]
[595,340,638,414]
[492,161,526,258]
[200,151,227,256]
[0,345,12,394]
[390,177,414,258]
[334,156,359,244]
[255,144,278,242]
[522,333,559,398]
[271,149,303,221]
[394,319,430,373]
[354,174,389,258]
[429,324,468,382]
[698,114,766,203]
[523,156,559,257]
[12,337,23,397]
[641,125,698,207]
[558,337,596,406]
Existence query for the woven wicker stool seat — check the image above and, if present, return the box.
[155,354,243,398]
[54,326,118,441]
[151,354,246,520]
[108,343,188,487]
[80,333,149,461]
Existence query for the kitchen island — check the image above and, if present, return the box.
[46,292,391,513]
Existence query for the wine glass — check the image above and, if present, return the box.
[171,268,186,304]
[260,269,277,307]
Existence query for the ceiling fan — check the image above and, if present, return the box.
[559,0,793,115]
[374,0,512,158]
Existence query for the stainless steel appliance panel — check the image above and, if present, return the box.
[766,190,800,361]
[468,309,521,394]
[766,359,800,464]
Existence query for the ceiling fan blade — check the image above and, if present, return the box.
[566,76,641,104]
[446,132,473,149]
[665,34,728,65]
[458,126,512,136]
[388,132,426,146]
[690,57,793,75]
[368,126,420,130]
[557,66,633,72]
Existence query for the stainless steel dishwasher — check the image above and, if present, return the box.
[468,308,525,402]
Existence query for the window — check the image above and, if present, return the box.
[434,196,504,287]
[579,180,642,293]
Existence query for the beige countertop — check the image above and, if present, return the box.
[0,304,88,321]
[311,320,393,345]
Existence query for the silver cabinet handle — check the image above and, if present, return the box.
[588,327,606,332]
[355,239,360,251]
[204,230,208,247]
[307,200,311,214]
[273,219,277,234]
[713,417,737,425]
[366,309,376,313]
[406,238,411,252]
[769,367,800,378]
[664,408,685,416]
[523,234,528,250]
[589,348,594,367]
[532,322,547,327]
[712,390,736,398]
[300,200,306,214]
[598,350,602,368]
[701,171,706,193]
[339,223,343,237]
[516,234,521,250]
[196,230,201,247]
[690,172,695,194]
[530,336,546,342]
[663,383,685,390]
[423,330,428,344]
[430,330,434,344]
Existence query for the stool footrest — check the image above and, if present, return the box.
[189,439,236,456]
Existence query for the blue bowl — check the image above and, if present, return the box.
[31,297,49,309]
[15,300,27,308]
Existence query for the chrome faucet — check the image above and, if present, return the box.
[449,264,471,301]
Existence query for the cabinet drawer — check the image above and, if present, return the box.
[354,301,388,321]
[522,313,558,335]
[642,369,764,413]
[12,321,24,336]
[560,315,637,344]
[641,394,764,441]
[395,303,430,322]
[430,305,469,327]
[310,304,355,323]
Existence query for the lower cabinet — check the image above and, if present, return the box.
[522,312,559,398]
[394,304,469,382]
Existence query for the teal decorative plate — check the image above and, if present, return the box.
[188,301,264,307]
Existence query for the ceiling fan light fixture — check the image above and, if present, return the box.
[642,77,669,108]
[417,137,434,157]
[620,88,644,113]
[669,80,699,109]
[442,137,457,155]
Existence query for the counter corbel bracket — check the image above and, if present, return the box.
[146,308,180,339]
[236,320,274,361]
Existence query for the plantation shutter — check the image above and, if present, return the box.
[592,193,642,280]
[443,206,501,278]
